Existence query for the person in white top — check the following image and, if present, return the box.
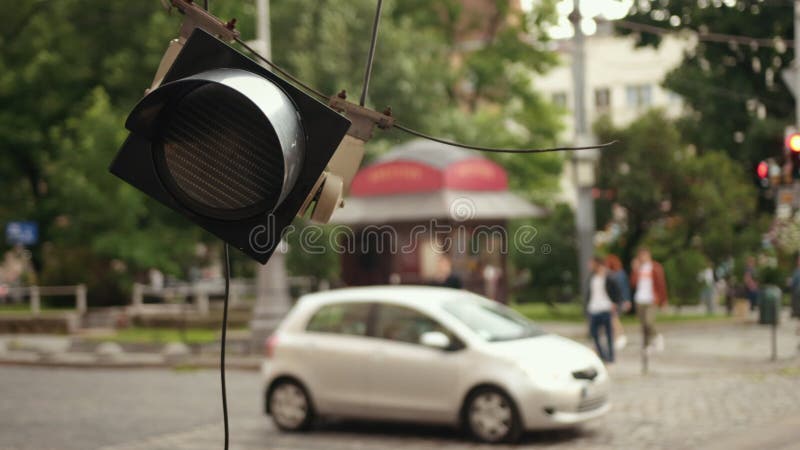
[698,264,716,315]
[585,257,621,363]
[631,248,668,352]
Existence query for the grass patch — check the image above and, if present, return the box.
[512,302,735,324]
[779,367,800,377]
[512,302,585,322]
[94,327,220,345]
[172,363,202,372]
[0,304,74,315]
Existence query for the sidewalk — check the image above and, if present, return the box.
[0,334,262,370]
[542,317,800,376]
[1,317,797,371]
[692,414,800,450]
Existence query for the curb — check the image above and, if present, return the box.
[0,353,261,371]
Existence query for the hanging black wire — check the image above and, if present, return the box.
[235,38,329,100]
[220,243,230,450]
[201,2,231,448]
[395,123,617,153]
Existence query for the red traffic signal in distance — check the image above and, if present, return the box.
[757,161,769,179]
[786,132,800,153]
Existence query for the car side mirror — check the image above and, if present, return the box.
[420,331,451,350]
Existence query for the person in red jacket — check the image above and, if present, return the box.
[631,247,668,352]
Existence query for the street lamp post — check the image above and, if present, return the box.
[570,0,597,300]
[247,0,293,351]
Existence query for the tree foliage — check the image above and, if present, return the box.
[0,0,565,297]
[510,204,579,303]
[595,110,759,269]
[620,0,794,169]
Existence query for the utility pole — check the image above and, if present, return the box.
[570,0,596,302]
[255,0,272,60]
[249,0,292,352]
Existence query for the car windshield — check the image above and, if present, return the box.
[443,298,545,342]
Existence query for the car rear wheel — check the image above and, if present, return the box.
[269,380,313,431]
[464,387,522,444]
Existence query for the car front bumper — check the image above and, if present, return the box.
[517,378,611,430]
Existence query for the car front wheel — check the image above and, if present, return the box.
[464,387,522,444]
[269,380,313,432]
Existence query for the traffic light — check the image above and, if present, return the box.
[757,160,769,180]
[109,29,351,263]
[786,132,800,153]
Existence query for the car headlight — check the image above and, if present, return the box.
[519,365,569,389]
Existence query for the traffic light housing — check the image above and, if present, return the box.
[109,29,351,263]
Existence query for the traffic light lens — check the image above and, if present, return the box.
[788,133,800,153]
[156,82,286,219]
[757,161,769,179]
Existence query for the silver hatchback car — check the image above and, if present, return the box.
[262,286,610,444]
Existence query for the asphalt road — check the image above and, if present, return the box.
[2,322,800,450]
[0,366,258,450]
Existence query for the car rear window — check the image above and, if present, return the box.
[305,302,370,336]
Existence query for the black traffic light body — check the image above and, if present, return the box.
[110,29,351,263]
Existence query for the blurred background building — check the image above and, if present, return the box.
[331,139,545,302]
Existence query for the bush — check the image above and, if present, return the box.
[510,204,578,303]
[662,249,706,307]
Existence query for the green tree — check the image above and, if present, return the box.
[265,0,564,202]
[661,248,705,307]
[620,1,794,169]
[510,204,578,303]
[0,1,199,302]
[595,110,759,267]
[1,0,565,294]
[594,110,686,264]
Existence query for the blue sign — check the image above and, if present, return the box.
[6,221,38,246]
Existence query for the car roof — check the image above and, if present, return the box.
[296,285,479,309]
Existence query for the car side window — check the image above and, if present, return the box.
[306,303,370,336]
[374,304,451,345]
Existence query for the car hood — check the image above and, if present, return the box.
[487,334,602,374]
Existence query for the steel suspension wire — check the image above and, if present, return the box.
[235,37,329,100]
[234,8,615,155]
[394,122,617,153]
[359,0,383,106]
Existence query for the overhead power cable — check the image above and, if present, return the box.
[610,18,793,49]
[236,22,614,154]
[235,37,329,100]
[394,123,617,153]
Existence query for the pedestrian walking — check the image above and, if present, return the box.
[605,254,631,350]
[631,247,668,352]
[585,256,621,363]
[743,256,760,311]
[436,256,463,289]
[699,261,716,315]
[790,256,800,319]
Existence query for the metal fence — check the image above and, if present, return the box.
[2,285,87,315]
